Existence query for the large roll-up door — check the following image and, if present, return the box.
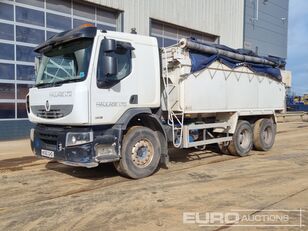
[150,19,219,47]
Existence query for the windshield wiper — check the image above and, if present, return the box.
[35,78,82,88]
[53,78,83,86]
[35,82,54,88]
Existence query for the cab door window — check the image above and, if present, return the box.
[97,39,133,88]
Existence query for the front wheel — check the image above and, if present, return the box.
[114,126,161,179]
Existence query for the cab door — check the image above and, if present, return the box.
[90,35,137,125]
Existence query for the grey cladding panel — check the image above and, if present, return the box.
[244,0,289,58]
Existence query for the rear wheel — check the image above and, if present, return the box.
[114,126,161,179]
[218,141,231,154]
[216,133,231,154]
[228,120,253,156]
[253,118,276,151]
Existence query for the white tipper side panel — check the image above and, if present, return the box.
[28,82,89,125]
[90,31,160,125]
[180,61,285,114]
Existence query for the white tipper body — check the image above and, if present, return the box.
[28,31,161,125]
[161,47,285,123]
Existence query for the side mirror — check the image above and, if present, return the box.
[97,56,118,88]
[34,55,42,76]
[103,56,117,77]
[102,38,116,52]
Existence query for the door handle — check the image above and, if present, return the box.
[129,95,138,104]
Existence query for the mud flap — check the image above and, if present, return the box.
[156,131,169,168]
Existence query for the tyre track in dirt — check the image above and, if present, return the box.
[1,121,307,209]
[0,122,307,231]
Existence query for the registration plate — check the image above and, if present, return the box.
[41,149,54,158]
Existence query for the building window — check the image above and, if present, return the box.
[73,1,95,20]
[17,103,28,118]
[150,19,219,47]
[0,83,15,100]
[47,13,72,31]
[16,6,45,26]
[0,0,122,121]
[0,3,14,21]
[0,23,14,41]
[0,64,15,80]
[0,43,14,60]
[16,45,36,62]
[0,103,15,119]
[17,84,33,100]
[17,65,35,81]
[16,26,45,44]
[46,0,71,14]
[16,0,45,8]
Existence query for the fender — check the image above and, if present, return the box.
[115,108,152,130]
[115,108,169,167]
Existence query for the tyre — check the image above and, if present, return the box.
[217,141,230,154]
[228,120,253,156]
[195,145,206,151]
[113,161,126,176]
[114,126,161,179]
[253,118,276,151]
[216,133,231,154]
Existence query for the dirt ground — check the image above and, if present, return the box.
[0,122,307,231]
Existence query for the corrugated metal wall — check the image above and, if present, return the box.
[87,0,245,48]
[244,0,289,58]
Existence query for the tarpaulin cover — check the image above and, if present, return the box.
[188,39,285,81]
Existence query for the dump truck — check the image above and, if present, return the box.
[28,25,286,178]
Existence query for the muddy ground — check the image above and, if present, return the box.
[0,122,307,231]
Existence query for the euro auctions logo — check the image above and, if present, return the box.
[183,212,241,224]
[183,209,305,228]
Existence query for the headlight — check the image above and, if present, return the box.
[66,132,93,147]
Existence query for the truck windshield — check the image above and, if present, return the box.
[35,38,93,87]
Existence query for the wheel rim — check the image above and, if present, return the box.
[131,139,154,168]
[238,129,251,149]
[262,126,273,145]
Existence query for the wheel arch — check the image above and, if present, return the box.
[115,108,168,163]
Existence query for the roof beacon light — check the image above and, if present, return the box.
[79,23,95,29]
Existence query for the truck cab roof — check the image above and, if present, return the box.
[34,25,158,54]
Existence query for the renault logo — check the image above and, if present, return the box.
[45,100,51,112]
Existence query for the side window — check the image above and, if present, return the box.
[97,39,132,88]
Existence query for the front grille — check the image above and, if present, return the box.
[39,132,58,140]
[31,105,73,119]
[41,138,57,146]
[37,109,64,119]
[39,132,58,147]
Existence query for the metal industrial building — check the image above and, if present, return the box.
[0,0,289,140]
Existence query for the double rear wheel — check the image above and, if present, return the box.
[218,118,276,156]
[228,120,253,156]
[253,118,276,151]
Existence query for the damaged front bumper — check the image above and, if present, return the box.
[30,124,122,168]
